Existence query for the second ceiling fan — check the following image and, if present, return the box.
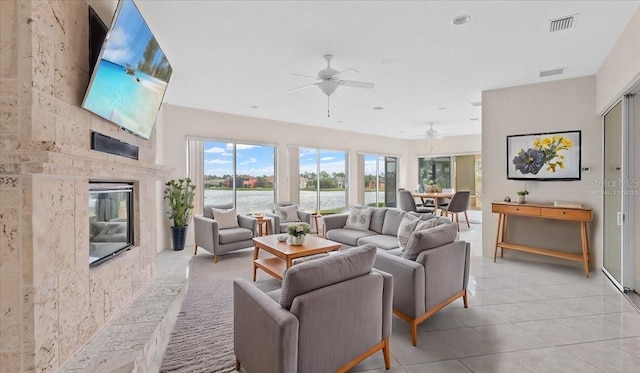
[289,54,375,117]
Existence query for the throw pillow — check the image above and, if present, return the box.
[211,208,239,229]
[275,205,301,223]
[397,214,420,250]
[344,207,373,231]
[403,222,458,261]
[414,218,438,232]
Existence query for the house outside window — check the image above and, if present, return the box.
[203,141,276,213]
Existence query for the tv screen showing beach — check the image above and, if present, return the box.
[83,0,172,140]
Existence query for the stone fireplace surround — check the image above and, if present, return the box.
[0,1,171,371]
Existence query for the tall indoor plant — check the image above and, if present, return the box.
[164,178,196,251]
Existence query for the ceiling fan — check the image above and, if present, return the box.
[410,122,443,139]
[289,54,375,117]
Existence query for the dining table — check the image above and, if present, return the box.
[411,192,455,215]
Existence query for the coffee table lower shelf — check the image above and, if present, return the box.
[254,258,287,280]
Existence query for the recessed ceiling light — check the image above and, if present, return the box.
[470,101,482,107]
[470,118,479,121]
[249,105,259,109]
[380,58,395,66]
[373,106,383,110]
[451,15,471,26]
[337,120,344,124]
[437,107,446,110]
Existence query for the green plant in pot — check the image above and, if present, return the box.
[516,189,529,204]
[164,178,196,251]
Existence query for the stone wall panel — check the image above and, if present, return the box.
[0,95,19,134]
[33,210,75,286]
[0,0,18,79]
[34,276,58,372]
[31,23,54,96]
[0,351,21,373]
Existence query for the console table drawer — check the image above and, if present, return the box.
[540,207,592,221]
[492,204,540,216]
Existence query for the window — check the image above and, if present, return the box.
[203,141,276,213]
[364,154,398,207]
[418,156,452,189]
[299,148,348,213]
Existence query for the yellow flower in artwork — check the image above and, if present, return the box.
[542,137,552,146]
[561,137,573,148]
[533,138,544,149]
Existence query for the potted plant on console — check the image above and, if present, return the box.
[164,178,196,251]
[516,189,529,204]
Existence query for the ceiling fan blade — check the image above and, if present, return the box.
[338,80,375,89]
[290,73,319,79]
[288,83,318,92]
[331,68,360,78]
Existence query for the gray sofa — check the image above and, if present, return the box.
[323,208,449,253]
[233,245,393,373]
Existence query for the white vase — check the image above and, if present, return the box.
[289,234,305,245]
[518,195,526,204]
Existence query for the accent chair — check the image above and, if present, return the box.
[233,245,393,373]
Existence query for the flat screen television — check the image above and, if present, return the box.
[83,0,172,140]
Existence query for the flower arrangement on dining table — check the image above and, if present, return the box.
[512,135,573,175]
[286,222,311,237]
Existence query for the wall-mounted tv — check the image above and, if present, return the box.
[507,130,581,181]
[83,0,172,140]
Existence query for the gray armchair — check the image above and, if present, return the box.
[233,245,393,373]
[264,203,312,234]
[373,223,470,346]
[193,204,258,263]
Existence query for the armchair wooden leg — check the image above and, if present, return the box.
[235,358,240,371]
[194,245,198,255]
[464,211,470,228]
[411,321,418,346]
[382,338,391,369]
[463,289,468,308]
[213,255,219,264]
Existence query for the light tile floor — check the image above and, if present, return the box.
[350,223,640,373]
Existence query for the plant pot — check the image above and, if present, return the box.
[171,225,188,251]
[289,234,305,246]
[517,196,526,204]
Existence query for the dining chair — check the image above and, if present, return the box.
[441,191,471,231]
[398,190,433,213]
[437,188,455,209]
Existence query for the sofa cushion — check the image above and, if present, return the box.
[218,227,253,244]
[275,204,301,223]
[326,228,377,246]
[381,209,406,236]
[279,245,376,310]
[344,207,373,231]
[414,218,438,232]
[397,214,421,250]
[204,203,233,218]
[369,208,387,234]
[403,222,458,261]
[212,207,239,229]
[357,234,400,250]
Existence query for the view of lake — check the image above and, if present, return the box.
[204,189,386,213]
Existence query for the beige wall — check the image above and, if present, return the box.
[596,8,640,114]
[0,1,161,370]
[481,76,602,268]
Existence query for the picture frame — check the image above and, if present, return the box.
[506,130,581,180]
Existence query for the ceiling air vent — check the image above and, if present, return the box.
[540,68,565,78]
[549,15,576,32]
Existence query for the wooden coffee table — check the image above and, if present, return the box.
[252,235,341,281]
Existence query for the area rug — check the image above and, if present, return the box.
[160,249,281,373]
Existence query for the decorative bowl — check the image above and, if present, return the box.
[276,234,288,242]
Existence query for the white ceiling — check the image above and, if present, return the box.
[90,1,639,139]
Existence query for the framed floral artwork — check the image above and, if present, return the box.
[507,130,581,180]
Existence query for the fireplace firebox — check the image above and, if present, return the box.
[89,182,134,267]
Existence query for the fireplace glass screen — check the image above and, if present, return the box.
[89,182,134,267]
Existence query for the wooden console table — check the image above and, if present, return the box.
[491,202,593,277]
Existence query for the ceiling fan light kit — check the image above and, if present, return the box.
[289,54,375,117]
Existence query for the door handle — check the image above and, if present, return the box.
[617,212,624,226]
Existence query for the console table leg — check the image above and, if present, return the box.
[580,221,590,277]
[494,214,503,262]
